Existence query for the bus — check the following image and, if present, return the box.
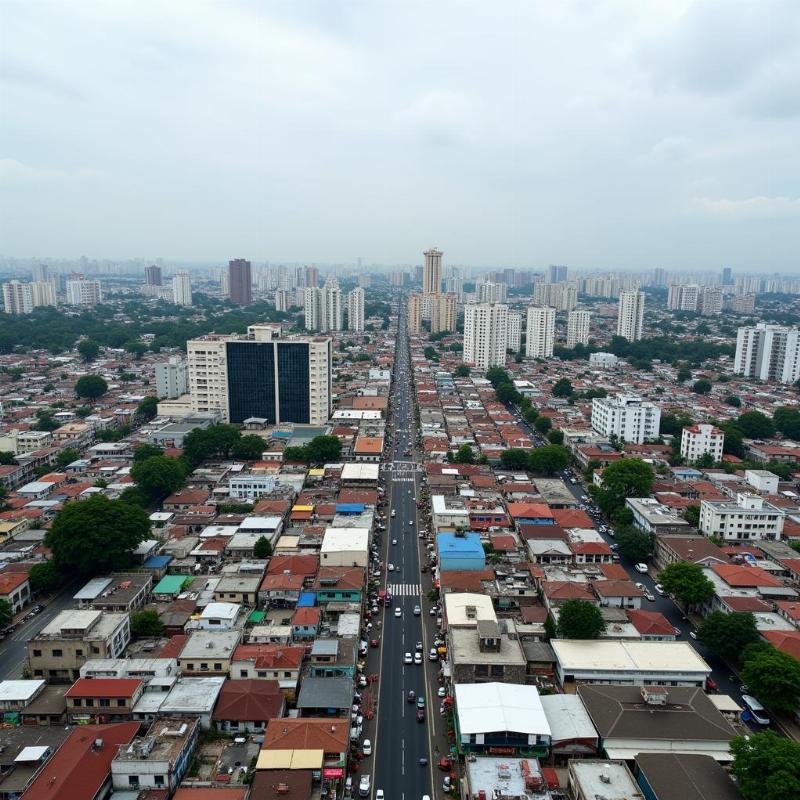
[742,695,770,726]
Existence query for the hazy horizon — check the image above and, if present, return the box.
[1,1,799,270]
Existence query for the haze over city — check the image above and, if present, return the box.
[2,1,799,269]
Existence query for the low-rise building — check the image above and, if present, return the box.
[699,493,785,541]
[177,630,241,676]
[626,497,692,535]
[681,424,724,463]
[158,676,225,729]
[65,678,144,723]
[449,620,527,685]
[212,679,285,733]
[568,760,643,800]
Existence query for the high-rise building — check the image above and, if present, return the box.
[667,284,699,311]
[548,265,568,283]
[533,282,577,311]
[463,303,508,370]
[155,357,188,399]
[32,264,49,283]
[172,272,193,306]
[228,259,252,305]
[66,278,102,307]
[407,294,422,334]
[722,267,733,286]
[444,274,463,301]
[525,306,555,359]
[506,311,522,353]
[591,394,661,445]
[305,266,319,289]
[616,291,645,341]
[476,281,507,304]
[734,323,800,384]
[652,267,667,286]
[681,423,724,463]
[187,325,332,425]
[726,294,756,314]
[567,310,592,348]
[698,287,723,316]
[2,281,33,314]
[303,282,342,332]
[145,265,162,286]
[274,288,291,312]
[347,287,365,332]
[423,248,443,295]
[31,281,57,308]
[390,271,406,287]
[430,294,457,334]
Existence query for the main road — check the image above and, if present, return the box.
[371,301,434,800]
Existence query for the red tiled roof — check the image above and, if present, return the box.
[65,678,143,698]
[711,563,783,588]
[212,679,284,722]
[232,644,304,669]
[0,571,29,594]
[763,630,800,661]
[21,722,139,800]
[594,580,644,597]
[627,609,675,636]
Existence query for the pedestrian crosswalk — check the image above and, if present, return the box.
[392,472,415,483]
[383,461,422,473]
[387,582,421,597]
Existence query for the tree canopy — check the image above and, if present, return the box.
[232,435,267,461]
[283,435,343,464]
[533,415,552,434]
[77,338,100,361]
[133,443,164,463]
[499,448,530,470]
[730,732,800,800]
[454,364,470,378]
[735,410,775,439]
[55,447,80,469]
[551,378,573,397]
[130,455,187,504]
[75,374,108,399]
[656,561,715,609]
[28,561,62,594]
[137,395,159,421]
[130,609,165,637]
[452,444,476,464]
[692,378,712,394]
[528,445,570,475]
[182,424,242,468]
[697,611,760,663]
[556,599,605,639]
[773,407,800,440]
[591,458,654,516]
[0,599,12,629]
[253,535,272,559]
[741,646,800,714]
[45,495,150,577]
[614,526,653,562]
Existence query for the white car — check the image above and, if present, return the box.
[362,739,372,756]
[413,605,421,615]
[392,539,397,545]
[376,791,385,800]
[634,563,649,574]
[388,564,394,572]
[394,607,402,617]
[414,652,423,665]
[429,648,438,661]
[438,686,446,697]
[409,520,414,525]
[391,510,396,517]
[654,583,665,595]
[404,652,413,664]
[358,775,370,797]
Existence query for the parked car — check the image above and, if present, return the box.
[634,563,649,574]
[417,708,425,722]
[654,583,665,595]
[404,652,413,664]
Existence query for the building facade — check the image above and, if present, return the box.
[228,258,252,305]
[423,248,443,295]
[347,287,365,332]
[172,272,192,306]
[616,290,645,341]
[680,424,724,463]
[66,278,102,306]
[567,310,591,348]
[591,394,661,445]
[699,494,785,542]
[506,311,522,353]
[525,306,555,359]
[463,303,508,370]
[734,323,800,384]
[156,357,188,400]
[2,281,33,314]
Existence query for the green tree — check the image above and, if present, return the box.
[736,411,775,439]
[676,367,692,383]
[0,598,13,629]
[556,599,605,639]
[659,412,694,437]
[28,561,62,594]
[75,405,93,418]
[697,611,760,663]
[725,395,742,407]
[533,415,552,434]
[656,561,715,610]
[719,422,745,457]
[485,367,511,387]
[692,378,712,394]
[232,435,267,461]
[614,526,653,562]
[591,458,654,516]
[45,495,150,577]
[130,455,186,503]
[130,609,165,637]
[454,364,470,378]
[253,535,272,559]
[773,407,800,440]
[730,732,800,800]
[496,383,522,404]
[528,445,569,475]
[133,443,164,462]
[55,448,80,469]
[182,424,242,468]
[282,445,308,462]
[75,374,108,400]
[523,407,539,424]
[499,448,530,470]
[683,505,700,527]
[741,646,800,714]
[35,410,60,432]
[547,429,564,445]
[453,444,476,464]
[137,395,158,421]
[77,338,100,362]
[551,378,573,397]
[305,435,342,463]
[125,340,147,359]
[0,451,17,465]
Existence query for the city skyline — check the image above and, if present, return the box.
[1,2,798,269]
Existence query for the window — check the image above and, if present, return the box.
[52,649,63,657]
[284,671,292,678]
[154,776,164,787]
[85,699,94,707]
[117,699,126,706]
[239,670,249,678]
[99,698,110,707]
[128,776,139,787]
[73,698,82,707]
[213,663,222,671]
[32,649,42,657]
[76,649,83,657]
[187,663,194,671]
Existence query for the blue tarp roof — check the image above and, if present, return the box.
[143,555,172,569]
[336,503,365,514]
[297,592,316,607]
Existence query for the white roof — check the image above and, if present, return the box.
[238,516,282,531]
[454,682,550,737]
[15,746,50,763]
[552,640,711,673]
[540,693,597,742]
[0,679,45,702]
[321,528,369,552]
[443,592,496,626]
[341,463,380,481]
[201,602,239,620]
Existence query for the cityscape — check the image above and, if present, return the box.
[1,4,800,800]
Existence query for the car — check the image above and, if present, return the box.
[417,696,425,709]
[394,607,402,617]
[672,627,682,636]
[429,648,438,661]
[429,606,437,616]
[358,675,367,687]
[409,520,414,525]
[413,605,421,615]
[414,652,423,665]
[635,582,645,590]
[370,638,379,648]
[654,583,665,595]
[644,591,655,602]
[361,739,372,756]
[404,651,413,664]
[415,641,423,652]
[387,564,394,572]
[358,775,370,797]
[376,791,385,800]
[634,563,649,574]
[359,641,368,656]
[740,684,749,695]
[417,707,425,722]
[443,776,453,792]
[689,630,698,640]
[391,510,396,517]
[392,539,397,545]
[438,686,446,697]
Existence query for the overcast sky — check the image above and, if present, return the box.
[1,1,799,270]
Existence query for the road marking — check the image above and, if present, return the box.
[387,583,422,596]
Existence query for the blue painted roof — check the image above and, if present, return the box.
[297,592,316,607]
[436,531,485,556]
[143,555,172,568]
[336,503,365,514]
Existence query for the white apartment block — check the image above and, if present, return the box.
[303,284,342,332]
[699,287,723,315]
[566,310,591,348]
[66,279,103,306]
[699,493,785,542]
[734,323,800,384]
[476,281,507,304]
[616,290,645,341]
[463,303,508,370]
[2,281,33,314]
[429,293,457,334]
[667,284,699,311]
[533,282,577,311]
[525,306,555,359]
[680,424,724,463]
[31,281,57,307]
[156,357,188,400]
[591,394,661,444]
[274,288,291,312]
[347,287,365,332]
[172,272,192,306]
[506,311,522,353]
